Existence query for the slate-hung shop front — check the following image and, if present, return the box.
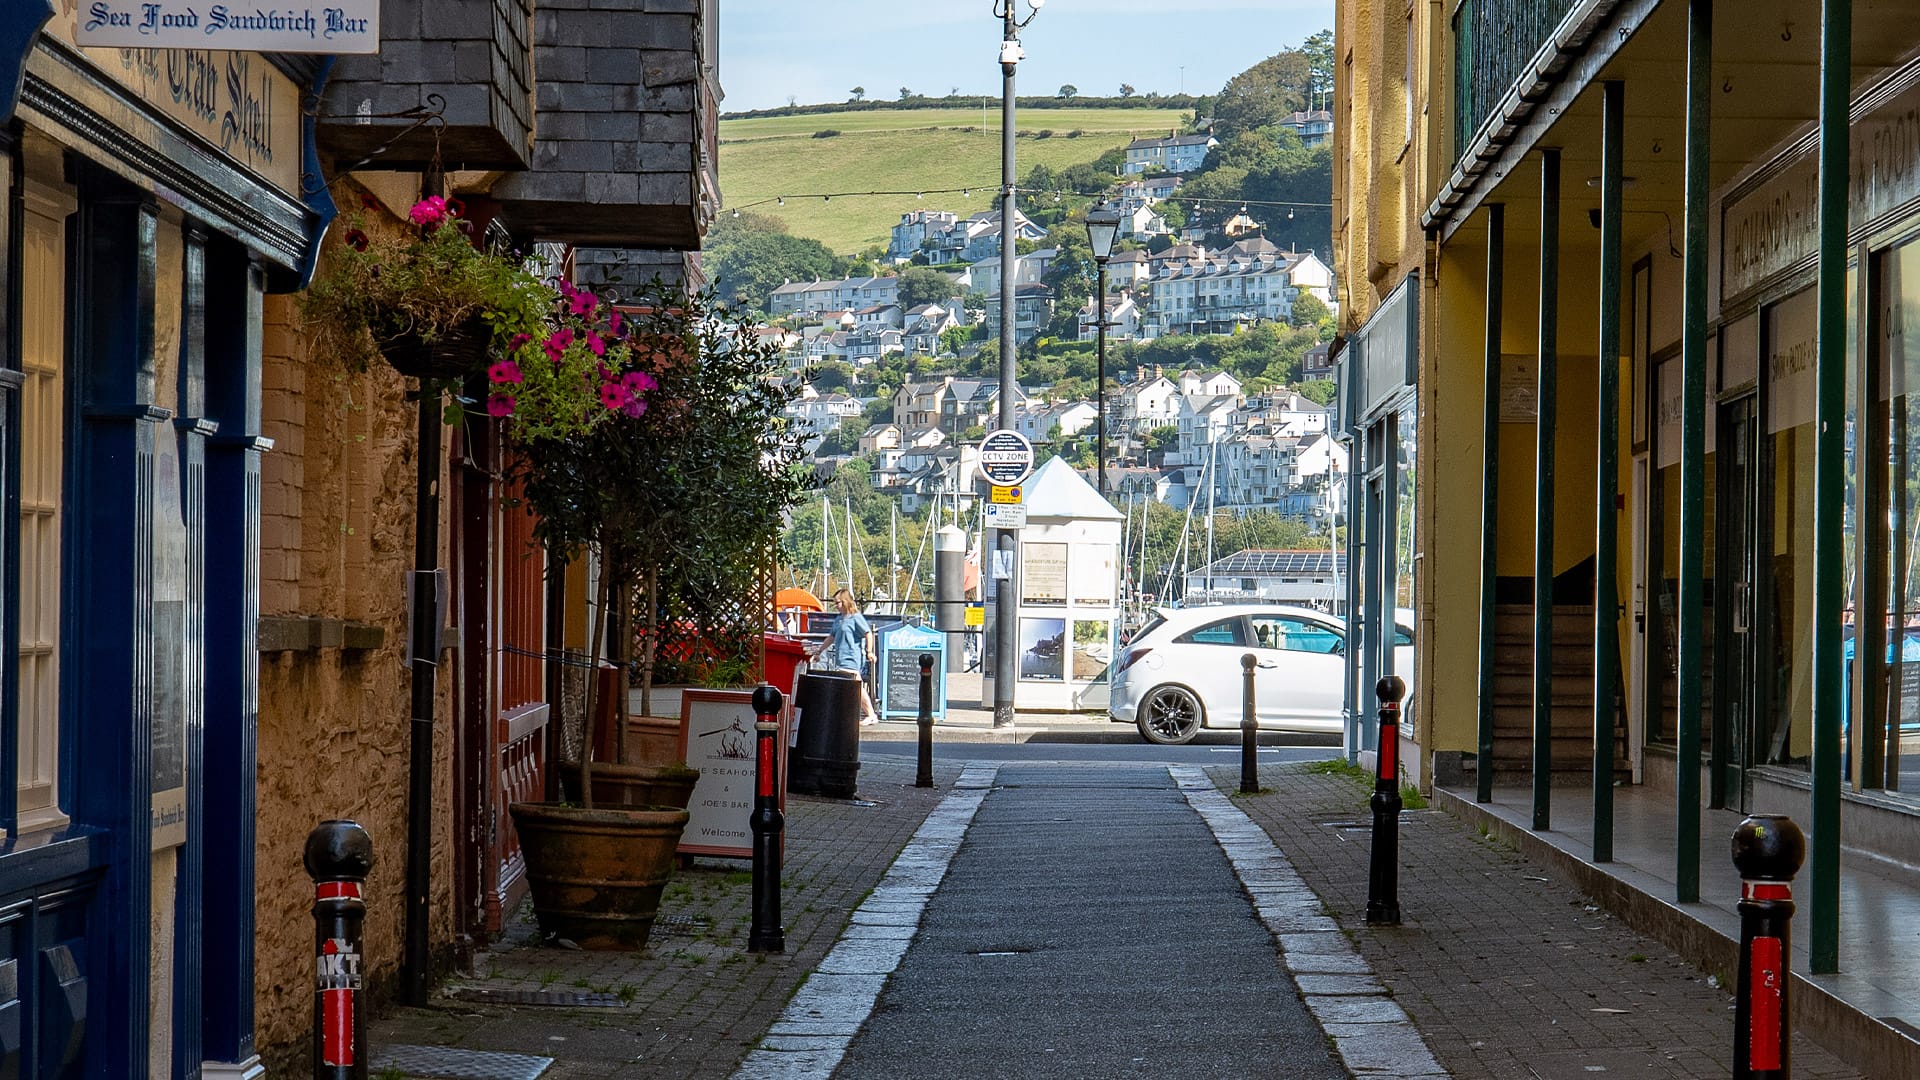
[0,6,328,1076]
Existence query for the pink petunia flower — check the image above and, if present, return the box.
[508,333,532,350]
[587,331,606,357]
[622,397,649,418]
[486,394,516,417]
[621,371,657,394]
[598,382,631,410]
[488,360,524,385]
[569,290,598,317]
[409,195,448,226]
[609,310,624,336]
[544,328,574,362]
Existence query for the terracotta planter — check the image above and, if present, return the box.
[559,761,699,810]
[508,802,690,950]
[379,317,492,380]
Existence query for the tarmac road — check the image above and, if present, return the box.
[832,762,1347,1080]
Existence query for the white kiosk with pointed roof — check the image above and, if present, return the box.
[982,456,1125,712]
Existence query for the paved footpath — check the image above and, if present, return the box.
[742,762,1442,1079]
[1228,762,1864,1079]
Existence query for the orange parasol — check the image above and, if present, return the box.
[775,586,824,611]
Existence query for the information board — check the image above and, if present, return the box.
[677,690,787,858]
[878,624,947,720]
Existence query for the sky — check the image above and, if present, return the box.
[717,1,1333,114]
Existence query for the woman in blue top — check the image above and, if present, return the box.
[822,587,880,725]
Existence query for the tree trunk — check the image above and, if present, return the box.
[640,564,660,718]
[578,542,611,811]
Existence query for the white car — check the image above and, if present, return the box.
[1109,604,1415,745]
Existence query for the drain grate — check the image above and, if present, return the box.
[369,1044,553,1080]
[445,987,625,1008]
[651,913,711,938]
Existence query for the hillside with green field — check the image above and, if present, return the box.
[718,107,1189,254]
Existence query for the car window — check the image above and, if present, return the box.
[1394,624,1414,646]
[1175,618,1247,646]
[1250,616,1343,654]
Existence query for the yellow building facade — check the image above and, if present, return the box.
[1338,2,1920,1072]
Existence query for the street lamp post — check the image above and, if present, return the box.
[1084,201,1121,500]
[990,0,1042,729]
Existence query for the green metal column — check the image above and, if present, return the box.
[1534,149,1561,832]
[1594,81,1624,863]
[1677,0,1712,903]
[1478,204,1505,804]
[1810,0,1851,975]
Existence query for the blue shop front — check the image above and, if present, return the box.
[0,6,329,1076]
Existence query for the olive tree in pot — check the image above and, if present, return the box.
[504,281,802,948]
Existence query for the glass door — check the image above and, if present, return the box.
[1714,395,1761,808]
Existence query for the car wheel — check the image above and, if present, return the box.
[1137,685,1203,745]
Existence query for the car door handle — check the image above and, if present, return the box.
[1256,659,1280,669]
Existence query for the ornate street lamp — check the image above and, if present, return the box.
[1084,201,1121,500]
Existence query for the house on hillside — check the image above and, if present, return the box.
[889,209,960,261]
[1178,368,1244,399]
[859,423,903,454]
[1107,249,1150,291]
[768,275,901,317]
[903,303,965,355]
[1124,131,1218,174]
[1078,295,1141,342]
[981,283,1056,345]
[1279,109,1334,148]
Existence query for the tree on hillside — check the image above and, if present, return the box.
[850,86,866,101]
[1119,83,1136,98]
[705,213,844,314]
[787,94,798,108]
[899,86,913,100]
[898,266,960,310]
[1058,84,1078,99]
[1297,379,1337,406]
[1213,51,1311,139]
[1301,30,1335,111]
[1289,293,1333,336]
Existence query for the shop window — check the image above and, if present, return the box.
[16,184,68,831]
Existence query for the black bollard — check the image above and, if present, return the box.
[916,653,935,788]
[1733,814,1806,1080]
[1365,676,1406,926]
[305,820,374,1080]
[748,684,787,953]
[1240,653,1259,794]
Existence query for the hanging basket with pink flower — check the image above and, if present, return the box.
[302,193,552,383]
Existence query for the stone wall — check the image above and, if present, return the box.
[253,266,457,1065]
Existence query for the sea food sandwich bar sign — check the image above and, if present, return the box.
[76,2,381,53]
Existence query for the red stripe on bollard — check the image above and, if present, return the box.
[1379,708,1398,779]
[1743,882,1791,902]
[315,882,362,902]
[1749,935,1784,1070]
[757,734,775,798]
[322,988,354,1066]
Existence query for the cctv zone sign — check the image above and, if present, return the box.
[977,429,1035,486]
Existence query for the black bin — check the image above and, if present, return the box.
[789,670,862,798]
